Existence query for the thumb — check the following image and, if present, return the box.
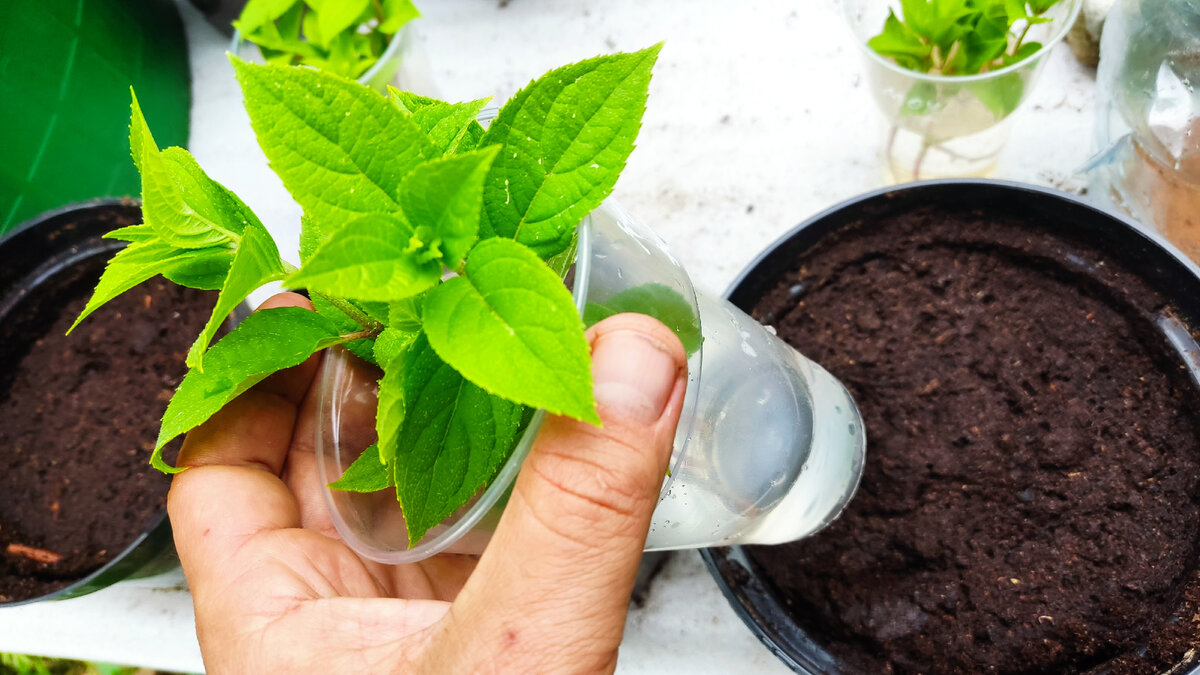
[432,313,687,672]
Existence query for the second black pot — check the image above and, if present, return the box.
[703,180,1200,675]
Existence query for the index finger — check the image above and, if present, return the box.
[168,292,320,588]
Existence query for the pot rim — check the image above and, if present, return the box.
[704,178,1200,675]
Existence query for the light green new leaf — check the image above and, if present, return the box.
[288,213,442,301]
[391,333,528,546]
[187,224,287,369]
[584,283,701,355]
[153,307,345,473]
[68,240,233,333]
[103,224,156,243]
[329,444,393,492]
[389,89,490,156]
[480,45,660,259]
[423,238,597,423]
[388,89,441,113]
[379,0,420,33]
[317,0,369,46]
[232,58,436,252]
[235,0,301,34]
[399,147,499,268]
[131,97,249,249]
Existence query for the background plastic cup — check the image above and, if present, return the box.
[315,202,866,563]
[231,20,429,93]
[842,0,1082,182]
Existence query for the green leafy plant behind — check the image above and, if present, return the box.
[869,0,1061,77]
[74,46,663,546]
[234,0,420,81]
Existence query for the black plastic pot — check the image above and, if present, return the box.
[0,201,176,606]
[702,179,1200,674]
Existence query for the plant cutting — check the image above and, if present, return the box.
[72,46,669,548]
[233,0,419,82]
[843,0,1082,181]
[704,181,1200,675]
[73,44,869,563]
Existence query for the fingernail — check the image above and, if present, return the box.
[591,330,679,424]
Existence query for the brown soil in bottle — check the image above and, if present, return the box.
[1114,135,1200,265]
[0,253,214,603]
[746,207,1200,674]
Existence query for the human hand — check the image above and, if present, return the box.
[169,292,688,673]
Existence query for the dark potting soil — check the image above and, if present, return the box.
[746,207,1200,674]
[0,255,214,602]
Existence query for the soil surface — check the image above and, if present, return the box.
[0,252,214,602]
[746,207,1200,674]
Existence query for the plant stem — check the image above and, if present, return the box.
[912,139,931,181]
[314,291,383,332]
[341,327,379,342]
[371,0,386,22]
[1012,23,1032,57]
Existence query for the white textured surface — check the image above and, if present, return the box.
[0,0,1096,672]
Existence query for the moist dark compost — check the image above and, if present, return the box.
[746,206,1200,674]
[0,253,214,603]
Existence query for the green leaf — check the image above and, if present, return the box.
[390,333,528,546]
[375,343,409,467]
[399,147,499,268]
[379,0,420,33]
[1028,0,1060,13]
[480,45,660,259]
[232,58,437,253]
[131,95,248,249]
[967,69,1025,118]
[98,226,235,291]
[584,283,701,355]
[161,247,237,290]
[153,307,345,473]
[899,81,940,117]
[329,443,393,492]
[868,10,933,71]
[373,296,423,366]
[957,12,1008,73]
[310,293,378,364]
[1002,41,1042,66]
[187,224,287,369]
[317,0,369,46]
[68,240,233,333]
[453,121,487,154]
[423,238,597,423]
[287,213,442,301]
[236,0,301,34]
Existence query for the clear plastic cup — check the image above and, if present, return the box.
[315,202,866,563]
[843,0,1082,182]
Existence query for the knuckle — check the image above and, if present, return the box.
[523,434,661,543]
